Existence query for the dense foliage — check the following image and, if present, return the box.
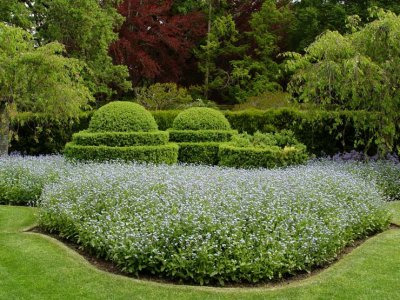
[36,159,390,285]
[286,10,400,153]
[72,131,169,147]
[218,131,308,168]
[65,102,178,163]
[1,1,399,105]
[173,108,231,131]
[64,143,178,164]
[10,108,399,156]
[110,0,206,86]
[0,24,93,155]
[88,102,158,132]
[170,107,233,164]
[168,130,237,143]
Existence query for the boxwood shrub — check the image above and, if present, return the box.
[65,102,178,164]
[173,107,231,131]
[219,144,308,168]
[64,143,178,164]
[88,101,158,132]
[168,130,237,143]
[72,130,169,147]
[219,131,308,168]
[177,142,221,165]
[171,108,234,164]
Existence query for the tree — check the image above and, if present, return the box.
[32,0,131,101]
[134,83,193,110]
[285,9,400,152]
[0,24,93,155]
[110,0,206,87]
[0,0,32,29]
[288,0,400,52]
[196,0,290,103]
[196,14,246,101]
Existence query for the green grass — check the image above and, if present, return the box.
[0,203,399,300]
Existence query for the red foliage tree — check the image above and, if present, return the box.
[110,0,206,86]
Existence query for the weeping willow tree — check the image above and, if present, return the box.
[0,24,93,155]
[285,9,400,153]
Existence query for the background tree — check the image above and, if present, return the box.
[0,24,93,155]
[286,9,400,152]
[0,0,32,29]
[288,0,400,52]
[110,0,206,87]
[32,0,131,102]
[197,0,291,103]
[134,83,193,110]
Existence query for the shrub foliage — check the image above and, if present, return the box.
[64,143,178,164]
[168,130,237,143]
[72,130,169,147]
[88,101,158,132]
[219,131,308,168]
[65,102,177,163]
[173,107,231,131]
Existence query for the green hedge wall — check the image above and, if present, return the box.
[10,112,92,155]
[64,143,179,164]
[72,130,169,147]
[10,108,399,156]
[224,109,385,155]
[168,130,237,143]
[177,143,221,165]
[218,144,308,169]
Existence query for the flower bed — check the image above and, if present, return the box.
[38,161,390,285]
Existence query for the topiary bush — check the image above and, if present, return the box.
[72,130,169,147]
[170,108,234,164]
[168,130,237,143]
[64,143,178,164]
[64,102,178,164]
[219,131,308,168]
[173,107,231,131]
[176,142,221,165]
[88,101,158,132]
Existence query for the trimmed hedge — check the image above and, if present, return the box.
[64,143,179,164]
[224,108,388,155]
[10,112,92,155]
[72,130,169,147]
[10,108,399,156]
[89,101,158,132]
[152,110,180,131]
[177,143,221,165]
[218,144,308,169]
[173,108,231,131]
[168,130,237,143]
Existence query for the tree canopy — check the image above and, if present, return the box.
[0,24,93,155]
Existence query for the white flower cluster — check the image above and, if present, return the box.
[37,160,390,285]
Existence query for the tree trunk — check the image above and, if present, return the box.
[0,103,10,156]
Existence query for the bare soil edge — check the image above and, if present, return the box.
[27,224,400,289]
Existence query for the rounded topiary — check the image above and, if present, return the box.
[172,107,231,131]
[88,101,158,132]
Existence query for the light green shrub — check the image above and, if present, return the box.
[88,101,158,132]
[173,107,231,131]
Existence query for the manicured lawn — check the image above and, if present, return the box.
[0,203,399,300]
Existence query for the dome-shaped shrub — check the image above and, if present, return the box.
[173,108,231,131]
[89,101,158,132]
